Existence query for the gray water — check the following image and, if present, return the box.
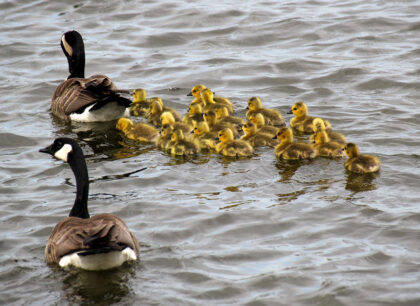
[1,0,420,305]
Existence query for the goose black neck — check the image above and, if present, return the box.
[62,36,85,79]
[67,146,90,219]
[68,47,85,79]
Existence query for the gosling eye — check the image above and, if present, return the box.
[293,107,297,111]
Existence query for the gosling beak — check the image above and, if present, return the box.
[287,110,293,114]
[246,106,249,110]
[190,130,194,134]
[187,91,193,96]
[39,144,54,155]
[272,135,277,140]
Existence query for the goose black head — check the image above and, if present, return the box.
[61,30,85,78]
[39,138,79,163]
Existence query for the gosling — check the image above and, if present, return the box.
[246,97,285,126]
[343,143,380,173]
[273,127,317,160]
[216,128,254,157]
[116,118,159,143]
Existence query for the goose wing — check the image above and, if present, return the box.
[45,213,139,264]
[51,75,131,120]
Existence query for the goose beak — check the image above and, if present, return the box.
[39,144,54,155]
[187,91,193,96]
[287,110,293,114]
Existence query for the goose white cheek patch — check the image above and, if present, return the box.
[54,144,73,162]
[61,35,73,56]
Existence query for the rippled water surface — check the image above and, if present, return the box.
[1,0,420,305]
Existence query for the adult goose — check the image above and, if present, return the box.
[51,30,131,122]
[39,137,139,270]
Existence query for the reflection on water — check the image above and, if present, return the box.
[58,263,137,305]
[345,171,378,193]
[275,159,311,182]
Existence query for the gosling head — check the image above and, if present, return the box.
[116,118,134,132]
[160,124,174,137]
[160,112,176,126]
[132,88,147,103]
[200,88,214,103]
[203,110,217,124]
[343,143,359,158]
[249,113,266,127]
[188,103,202,115]
[171,129,185,141]
[273,127,293,143]
[193,121,210,136]
[149,98,163,114]
[218,128,234,142]
[247,97,262,111]
[288,102,308,116]
[188,84,207,97]
[242,122,258,136]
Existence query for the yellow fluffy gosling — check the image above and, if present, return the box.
[201,88,234,114]
[165,129,199,156]
[288,102,325,133]
[192,121,218,150]
[310,117,346,144]
[274,127,317,160]
[147,98,181,126]
[216,128,254,157]
[129,88,152,117]
[241,122,279,147]
[246,97,285,126]
[161,111,192,135]
[116,118,159,143]
[188,84,232,106]
[313,130,344,158]
[203,110,240,138]
[343,143,380,173]
[248,113,278,137]
[183,103,204,126]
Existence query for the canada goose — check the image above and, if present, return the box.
[246,97,285,126]
[165,129,199,156]
[313,130,344,158]
[203,110,240,138]
[39,138,139,270]
[288,102,326,134]
[241,122,279,147]
[200,88,234,114]
[147,98,181,126]
[160,112,192,135]
[187,84,231,106]
[51,30,131,122]
[216,128,254,157]
[273,127,317,160]
[310,117,346,144]
[116,117,159,143]
[192,121,218,150]
[129,88,152,117]
[248,113,278,137]
[343,143,380,173]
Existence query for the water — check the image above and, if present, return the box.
[1,0,420,304]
